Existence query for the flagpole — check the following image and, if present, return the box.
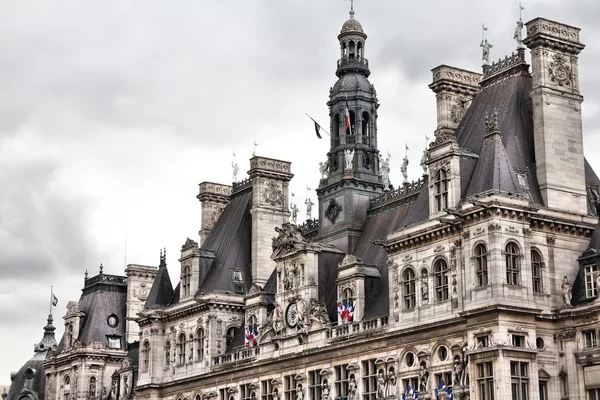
[305,113,331,137]
[50,285,53,315]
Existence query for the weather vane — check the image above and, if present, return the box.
[345,0,356,16]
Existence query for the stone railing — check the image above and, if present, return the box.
[232,178,251,194]
[482,50,526,80]
[337,57,369,69]
[300,219,320,241]
[84,273,127,287]
[369,179,425,208]
[326,316,389,341]
[212,346,260,367]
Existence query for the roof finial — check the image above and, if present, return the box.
[348,0,355,18]
[480,23,493,67]
[159,248,166,266]
[514,2,526,49]
[484,109,500,136]
[99,263,104,274]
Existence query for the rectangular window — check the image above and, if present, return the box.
[220,389,228,400]
[284,375,297,400]
[510,361,529,400]
[584,330,598,348]
[512,335,525,348]
[531,254,542,293]
[107,336,121,349]
[401,378,418,394]
[434,372,452,389]
[334,364,349,400]
[477,362,494,400]
[240,384,253,400]
[477,336,489,348]
[361,360,377,400]
[588,389,600,400]
[309,370,322,400]
[584,265,599,298]
[538,381,547,400]
[261,380,274,400]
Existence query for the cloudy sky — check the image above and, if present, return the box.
[2,0,600,384]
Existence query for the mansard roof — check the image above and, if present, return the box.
[196,189,253,295]
[144,261,173,309]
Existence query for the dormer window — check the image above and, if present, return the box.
[182,265,192,298]
[233,270,243,283]
[107,336,121,349]
[434,169,449,212]
[584,265,598,298]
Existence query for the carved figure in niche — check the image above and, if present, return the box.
[379,153,391,190]
[273,388,280,400]
[452,357,463,387]
[561,276,572,307]
[283,265,295,291]
[295,384,304,400]
[321,380,330,400]
[319,161,329,179]
[344,149,354,170]
[480,39,493,66]
[290,203,299,224]
[348,374,357,400]
[101,387,108,400]
[418,363,429,393]
[232,161,240,183]
[420,150,428,175]
[121,375,129,400]
[385,368,397,398]
[305,198,314,220]
[295,298,310,334]
[401,156,409,183]
[268,303,284,335]
[309,298,330,325]
[110,380,117,400]
[272,223,309,256]
[376,370,386,399]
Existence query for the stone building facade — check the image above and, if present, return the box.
[10,8,600,400]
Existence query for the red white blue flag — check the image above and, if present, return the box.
[245,326,259,348]
[435,380,452,399]
[344,100,352,135]
[337,299,355,323]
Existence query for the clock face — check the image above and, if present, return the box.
[286,302,298,328]
[107,315,118,328]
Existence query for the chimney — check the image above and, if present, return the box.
[249,156,294,287]
[429,65,481,136]
[197,182,232,245]
[524,18,587,214]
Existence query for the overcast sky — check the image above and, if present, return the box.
[2,0,600,384]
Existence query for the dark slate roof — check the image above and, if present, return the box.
[196,190,253,295]
[586,223,600,251]
[126,341,139,371]
[144,260,173,309]
[586,158,600,186]
[319,251,347,322]
[455,69,542,203]
[353,182,429,319]
[8,353,46,400]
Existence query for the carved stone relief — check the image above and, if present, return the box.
[548,53,572,87]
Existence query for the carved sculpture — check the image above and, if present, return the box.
[290,203,299,224]
[295,384,304,400]
[376,370,386,399]
[296,298,309,335]
[514,19,525,48]
[561,276,573,307]
[385,368,397,398]
[401,156,409,183]
[273,388,280,400]
[595,272,600,300]
[344,149,354,170]
[452,357,463,387]
[319,161,329,179]
[348,375,357,400]
[232,161,240,183]
[266,303,285,336]
[309,298,330,325]
[272,223,309,257]
[321,380,330,400]
[325,199,342,224]
[418,363,429,393]
[305,198,315,220]
[283,264,296,291]
[480,39,493,66]
[420,150,428,175]
[379,153,391,189]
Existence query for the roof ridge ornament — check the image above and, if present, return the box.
[347,0,355,19]
[514,1,526,49]
[484,110,500,136]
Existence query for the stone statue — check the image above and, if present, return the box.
[295,385,304,400]
[348,375,357,400]
[290,203,299,224]
[401,156,409,183]
[379,153,391,190]
[344,149,355,170]
[418,363,429,393]
[376,370,386,399]
[514,19,525,48]
[561,276,573,306]
[385,369,397,398]
[296,298,310,335]
[452,357,463,387]
[283,265,295,291]
[272,304,284,335]
[420,149,428,175]
[232,161,240,182]
[319,161,329,179]
[305,198,314,220]
[273,388,280,400]
[309,298,330,325]
[321,380,330,400]
[480,39,493,66]
[101,387,108,400]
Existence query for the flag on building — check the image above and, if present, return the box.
[435,380,452,399]
[245,326,259,348]
[306,114,325,139]
[337,299,355,323]
[402,385,418,400]
[345,99,352,135]
[52,292,58,307]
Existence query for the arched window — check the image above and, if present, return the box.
[531,250,543,293]
[434,259,449,301]
[403,268,416,309]
[66,324,73,349]
[225,326,239,348]
[475,244,488,286]
[434,169,449,211]
[349,40,356,59]
[505,242,521,285]
[195,328,205,361]
[178,333,186,365]
[361,112,370,144]
[63,375,70,400]
[142,340,150,372]
[89,377,96,399]
[165,340,171,366]
[346,111,356,138]
[357,42,363,61]
[182,265,191,298]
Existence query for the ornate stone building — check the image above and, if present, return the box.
[11,7,600,400]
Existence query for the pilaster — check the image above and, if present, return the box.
[197,182,232,245]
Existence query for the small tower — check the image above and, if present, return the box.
[317,6,383,252]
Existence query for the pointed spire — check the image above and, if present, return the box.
[34,312,58,353]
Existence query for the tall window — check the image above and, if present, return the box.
[434,259,449,301]
[165,340,171,366]
[89,377,96,399]
[584,264,599,298]
[308,370,322,400]
[476,362,494,400]
[403,268,416,309]
[538,381,548,400]
[333,114,340,142]
[226,326,239,348]
[505,243,521,286]
[178,333,186,365]
[182,265,191,298]
[475,244,488,286]
[531,250,543,293]
[361,359,377,400]
[196,328,205,361]
[142,340,150,372]
[588,389,600,400]
[583,330,598,348]
[334,364,349,400]
[361,112,370,145]
[510,361,529,400]
[434,169,449,212]
[240,384,253,400]
[63,375,70,400]
[66,324,73,349]
[284,375,297,400]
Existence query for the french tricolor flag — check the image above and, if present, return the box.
[345,100,352,135]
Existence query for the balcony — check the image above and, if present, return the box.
[212,346,260,367]
[336,57,370,77]
[326,316,389,341]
